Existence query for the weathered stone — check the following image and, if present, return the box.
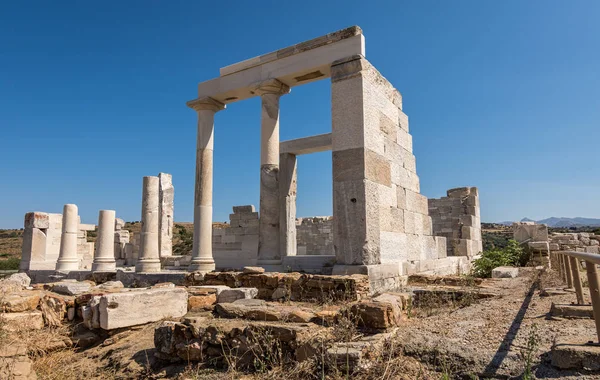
[491,266,519,279]
[52,281,92,295]
[0,344,37,380]
[550,303,594,319]
[551,342,600,370]
[39,294,67,327]
[1,311,44,331]
[348,301,401,329]
[94,281,124,290]
[94,288,188,330]
[0,292,41,312]
[243,266,265,274]
[217,287,258,303]
[188,294,217,311]
[0,273,31,291]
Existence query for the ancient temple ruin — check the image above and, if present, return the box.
[20,26,481,292]
[184,26,477,290]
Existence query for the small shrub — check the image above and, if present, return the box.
[472,239,529,278]
[0,257,20,270]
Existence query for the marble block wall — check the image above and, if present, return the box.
[428,187,483,257]
[330,55,467,287]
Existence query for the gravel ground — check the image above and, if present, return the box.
[396,268,600,379]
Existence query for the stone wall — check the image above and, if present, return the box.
[330,55,469,285]
[428,187,482,257]
[296,217,333,255]
[548,232,599,253]
[212,206,260,269]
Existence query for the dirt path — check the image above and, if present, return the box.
[396,269,599,378]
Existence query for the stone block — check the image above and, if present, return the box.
[551,342,600,370]
[397,129,412,151]
[461,226,481,241]
[333,179,380,265]
[96,288,188,330]
[528,241,549,250]
[243,266,265,274]
[349,301,402,329]
[396,187,406,209]
[216,288,258,303]
[188,294,217,311]
[52,281,92,296]
[435,236,448,258]
[24,211,49,229]
[585,246,600,254]
[491,266,519,278]
[233,205,255,213]
[404,190,428,214]
[379,207,404,233]
[550,303,594,319]
[379,232,406,263]
[365,150,391,186]
[1,311,44,331]
[1,292,41,313]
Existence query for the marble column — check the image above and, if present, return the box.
[135,176,161,272]
[186,97,225,271]
[56,204,79,271]
[252,79,290,266]
[92,210,116,272]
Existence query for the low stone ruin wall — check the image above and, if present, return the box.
[428,187,482,257]
[548,232,600,254]
[296,217,333,256]
[20,212,95,271]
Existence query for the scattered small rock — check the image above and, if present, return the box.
[243,266,265,274]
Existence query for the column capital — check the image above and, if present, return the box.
[251,78,290,97]
[186,97,226,113]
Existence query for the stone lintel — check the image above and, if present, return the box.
[196,34,364,104]
[280,133,332,155]
[220,26,363,76]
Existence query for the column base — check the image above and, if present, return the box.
[92,261,117,272]
[55,259,79,272]
[135,259,161,273]
[188,258,215,272]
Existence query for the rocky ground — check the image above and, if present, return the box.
[1,267,599,379]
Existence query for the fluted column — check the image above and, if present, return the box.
[252,79,290,266]
[92,210,116,272]
[56,204,79,271]
[136,176,161,272]
[186,97,225,271]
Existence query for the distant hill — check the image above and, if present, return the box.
[497,217,600,227]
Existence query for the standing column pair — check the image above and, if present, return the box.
[252,79,290,266]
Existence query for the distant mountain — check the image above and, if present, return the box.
[495,217,600,227]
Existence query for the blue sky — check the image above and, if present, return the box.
[1,1,598,229]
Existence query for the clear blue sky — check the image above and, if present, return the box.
[1,1,598,229]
